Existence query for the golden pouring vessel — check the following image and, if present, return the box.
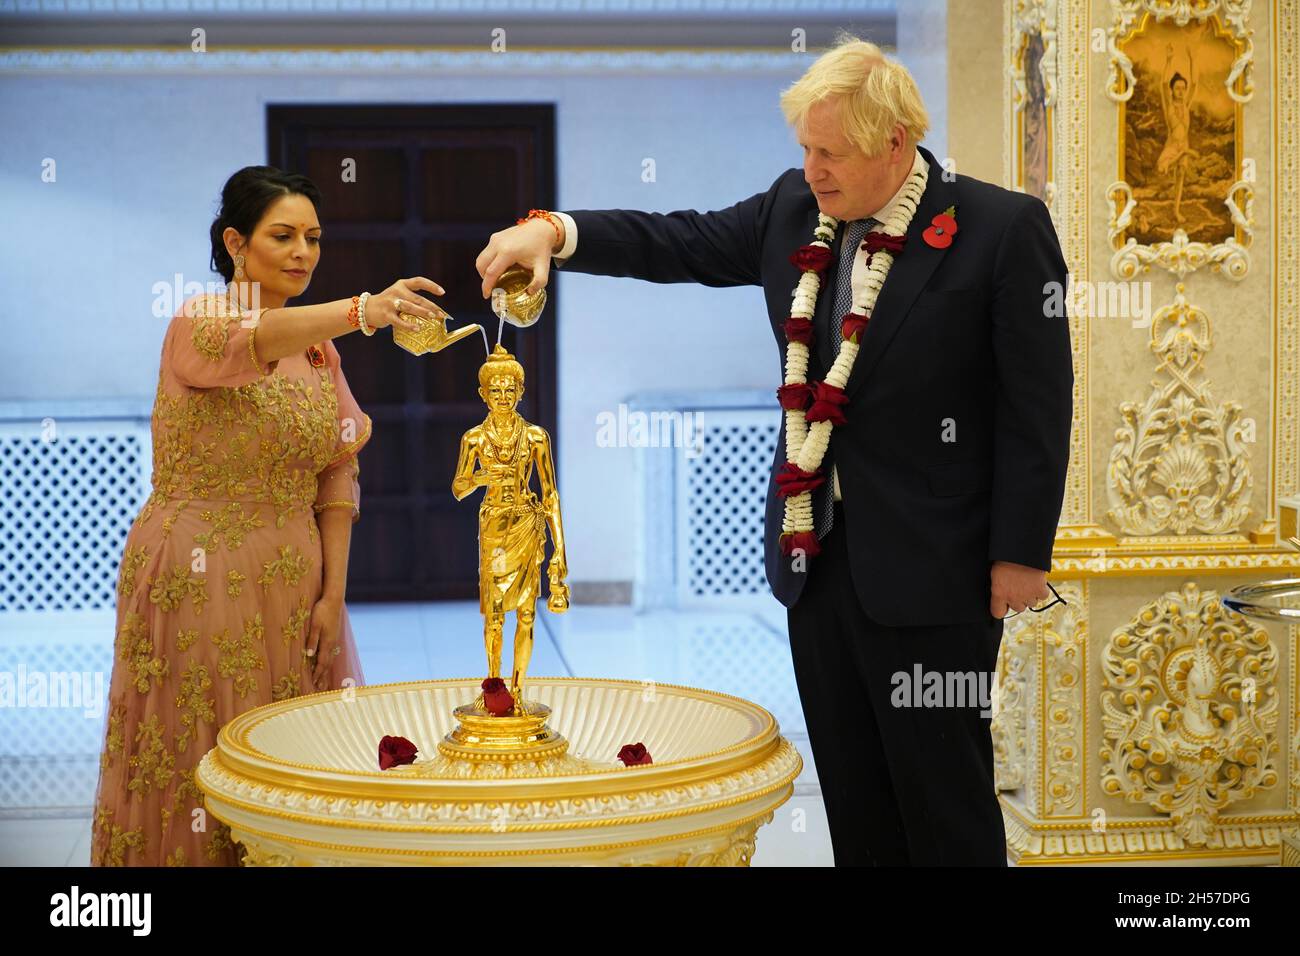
[391,265,546,357]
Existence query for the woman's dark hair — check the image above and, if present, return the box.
[209,166,323,282]
[1169,71,1187,91]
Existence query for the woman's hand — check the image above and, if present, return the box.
[366,277,447,332]
[305,592,343,687]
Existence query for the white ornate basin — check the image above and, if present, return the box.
[196,677,803,865]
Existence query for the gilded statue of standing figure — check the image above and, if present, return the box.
[452,345,568,715]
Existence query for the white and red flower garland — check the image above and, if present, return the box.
[776,160,931,558]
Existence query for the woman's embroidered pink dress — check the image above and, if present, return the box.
[91,291,371,866]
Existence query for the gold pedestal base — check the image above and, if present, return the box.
[439,701,568,763]
[384,699,605,778]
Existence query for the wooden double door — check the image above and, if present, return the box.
[268,105,558,601]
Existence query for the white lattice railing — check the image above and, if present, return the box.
[0,401,152,613]
[631,390,779,610]
[0,400,151,813]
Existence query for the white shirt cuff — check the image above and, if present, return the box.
[552,211,578,264]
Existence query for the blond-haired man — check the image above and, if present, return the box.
[476,37,1073,866]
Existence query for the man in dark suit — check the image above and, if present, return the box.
[475,39,1073,866]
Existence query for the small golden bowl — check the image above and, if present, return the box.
[493,265,547,328]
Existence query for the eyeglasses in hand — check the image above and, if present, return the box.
[1003,581,1067,618]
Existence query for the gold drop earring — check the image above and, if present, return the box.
[234,254,246,281]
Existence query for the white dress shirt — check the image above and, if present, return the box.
[549,146,927,504]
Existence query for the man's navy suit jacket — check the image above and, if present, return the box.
[557,144,1073,626]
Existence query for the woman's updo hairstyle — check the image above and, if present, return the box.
[209,166,323,282]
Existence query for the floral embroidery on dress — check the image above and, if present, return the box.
[93,805,145,866]
[187,295,237,363]
[126,713,176,799]
[101,702,127,772]
[117,612,168,695]
[210,615,266,699]
[195,502,265,552]
[148,368,337,531]
[116,545,149,599]
[281,595,311,648]
[258,544,311,590]
[174,660,215,753]
[163,767,204,831]
[148,564,209,615]
[271,670,302,702]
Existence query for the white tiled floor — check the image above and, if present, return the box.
[0,600,833,867]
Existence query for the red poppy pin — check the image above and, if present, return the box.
[923,205,959,249]
[307,344,326,368]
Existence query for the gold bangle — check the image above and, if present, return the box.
[315,501,359,523]
[313,500,359,524]
[246,308,270,372]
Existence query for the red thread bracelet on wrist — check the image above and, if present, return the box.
[516,209,563,250]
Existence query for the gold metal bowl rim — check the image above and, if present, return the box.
[206,676,782,802]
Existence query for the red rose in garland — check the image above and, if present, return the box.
[788,244,833,274]
[776,160,931,561]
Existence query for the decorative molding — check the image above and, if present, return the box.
[0,0,897,13]
[992,621,1033,794]
[233,810,772,866]
[1105,0,1256,105]
[1051,548,1300,576]
[1106,283,1254,536]
[1100,582,1280,845]
[993,581,1086,819]
[0,48,816,73]
[1105,0,1255,280]
[1107,181,1254,279]
[1009,0,1057,206]
[1274,0,1300,567]
[1008,0,1096,535]
[1002,797,1294,864]
[1043,583,1086,818]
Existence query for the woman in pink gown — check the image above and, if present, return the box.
[91,166,445,865]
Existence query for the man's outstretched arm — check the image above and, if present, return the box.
[475,170,795,298]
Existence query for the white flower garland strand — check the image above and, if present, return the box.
[781,160,930,539]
